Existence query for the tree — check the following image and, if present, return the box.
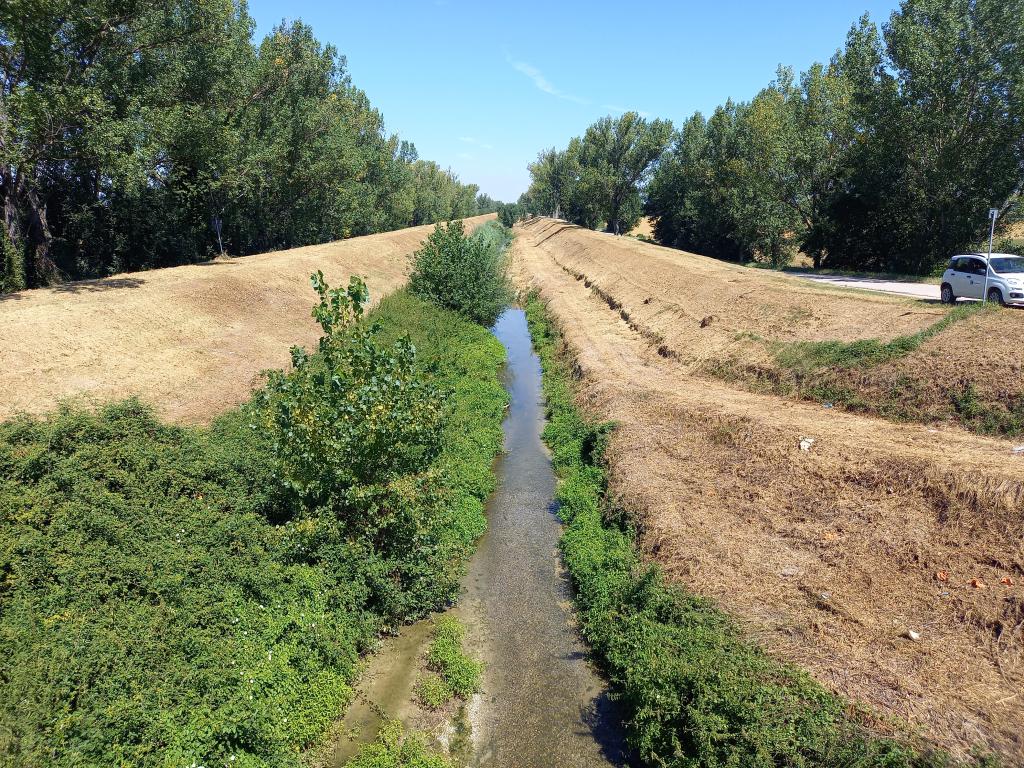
[526,146,578,219]
[577,112,673,234]
[647,106,748,262]
[814,1,1024,273]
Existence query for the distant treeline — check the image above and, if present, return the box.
[521,0,1023,274]
[0,2,500,292]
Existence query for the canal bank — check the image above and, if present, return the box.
[325,307,624,767]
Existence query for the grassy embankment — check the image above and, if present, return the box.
[713,303,1024,437]
[524,293,997,768]
[0,290,507,768]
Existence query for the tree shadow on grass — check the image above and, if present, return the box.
[51,277,146,294]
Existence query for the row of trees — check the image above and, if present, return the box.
[524,0,1024,274]
[0,1,495,292]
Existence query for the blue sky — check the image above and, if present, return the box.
[246,1,901,202]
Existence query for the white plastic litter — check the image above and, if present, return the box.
[799,437,815,452]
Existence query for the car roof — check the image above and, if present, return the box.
[950,253,1023,261]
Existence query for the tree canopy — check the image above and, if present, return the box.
[529,0,1023,274]
[524,113,672,234]
[646,0,1024,273]
[0,1,494,291]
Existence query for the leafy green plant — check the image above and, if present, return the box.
[415,616,482,710]
[409,220,514,326]
[414,674,452,710]
[344,720,452,768]
[254,272,444,511]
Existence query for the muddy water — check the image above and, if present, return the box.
[456,308,624,767]
[327,619,435,764]
[328,308,624,767]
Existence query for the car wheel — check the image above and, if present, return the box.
[987,287,1006,307]
[940,284,955,304]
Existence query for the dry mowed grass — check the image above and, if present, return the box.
[0,215,495,423]
[513,218,1024,760]
[626,216,655,239]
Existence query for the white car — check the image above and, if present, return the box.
[941,253,1024,306]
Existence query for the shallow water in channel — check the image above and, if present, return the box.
[330,308,625,767]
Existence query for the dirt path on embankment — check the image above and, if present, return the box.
[0,215,493,424]
[512,218,1024,760]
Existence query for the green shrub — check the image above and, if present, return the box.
[524,293,981,768]
[414,674,452,710]
[415,616,482,710]
[254,273,444,509]
[425,616,482,700]
[409,220,514,326]
[344,720,452,768]
[0,287,507,768]
[497,202,524,228]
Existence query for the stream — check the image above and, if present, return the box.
[328,308,625,767]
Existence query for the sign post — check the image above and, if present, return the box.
[983,208,998,303]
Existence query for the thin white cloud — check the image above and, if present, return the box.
[508,56,588,105]
[458,136,493,150]
[604,104,650,118]
[456,151,474,160]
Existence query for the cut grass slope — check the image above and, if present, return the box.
[518,218,1022,438]
[0,291,507,768]
[716,303,1024,436]
[524,293,995,768]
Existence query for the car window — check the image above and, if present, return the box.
[969,258,988,276]
[991,257,1024,274]
[951,258,967,272]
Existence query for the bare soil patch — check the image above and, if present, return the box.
[0,215,494,423]
[513,217,1024,760]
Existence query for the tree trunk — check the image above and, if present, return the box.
[24,183,58,285]
[813,252,822,270]
[1,174,27,290]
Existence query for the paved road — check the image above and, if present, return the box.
[791,272,940,300]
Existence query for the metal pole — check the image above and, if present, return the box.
[983,208,997,302]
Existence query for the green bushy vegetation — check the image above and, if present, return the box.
[524,293,989,768]
[343,721,452,768]
[0,286,506,767]
[409,220,514,326]
[496,202,526,228]
[415,616,482,710]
